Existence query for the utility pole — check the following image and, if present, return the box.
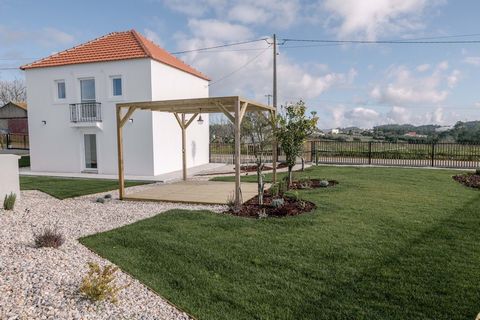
[272,33,277,111]
[265,94,272,106]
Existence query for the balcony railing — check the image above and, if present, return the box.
[70,102,102,123]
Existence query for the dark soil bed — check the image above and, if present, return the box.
[453,173,480,189]
[290,179,338,189]
[239,162,289,173]
[227,193,316,218]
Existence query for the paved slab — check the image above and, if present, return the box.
[124,180,262,204]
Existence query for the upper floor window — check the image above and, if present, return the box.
[56,81,66,99]
[80,78,95,102]
[112,77,122,96]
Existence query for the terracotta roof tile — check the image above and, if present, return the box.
[20,30,209,81]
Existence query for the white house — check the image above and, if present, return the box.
[21,30,210,176]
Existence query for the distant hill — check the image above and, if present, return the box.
[373,124,441,136]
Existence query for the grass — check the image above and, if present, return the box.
[20,176,149,199]
[80,166,480,320]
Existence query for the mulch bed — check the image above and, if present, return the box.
[227,193,316,218]
[290,179,339,189]
[453,173,480,189]
[239,162,289,173]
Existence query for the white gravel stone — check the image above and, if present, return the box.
[0,187,225,319]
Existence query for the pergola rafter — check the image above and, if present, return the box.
[116,96,277,206]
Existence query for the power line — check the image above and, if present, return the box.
[171,38,269,55]
[0,67,19,70]
[281,38,480,45]
[208,45,271,87]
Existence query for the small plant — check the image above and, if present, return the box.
[258,209,268,219]
[269,183,280,197]
[291,190,300,202]
[80,262,129,304]
[34,226,65,248]
[104,194,112,199]
[96,197,105,204]
[298,178,312,189]
[271,198,285,208]
[226,192,235,211]
[3,192,16,210]
[319,180,329,187]
[277,178,288,197]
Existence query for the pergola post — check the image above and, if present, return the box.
[234,99,242,207]
[181,113,187,180]
[116,105,136,200]
[173,112,199,181]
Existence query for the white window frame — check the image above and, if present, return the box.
[109,75,124,99]
[79,77,96,103]
[54,80,67,102]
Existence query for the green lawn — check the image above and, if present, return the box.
[80,167,480,320]
[20,176,149,199]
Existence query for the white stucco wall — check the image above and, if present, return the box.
[0,154,20,201]
[25,59,155,176]
[24,57,210,177]
[150,60,210,175]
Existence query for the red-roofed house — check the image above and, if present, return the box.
[21,30,210,176]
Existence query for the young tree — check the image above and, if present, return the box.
[242,112,274,205]
[275,100,318,187]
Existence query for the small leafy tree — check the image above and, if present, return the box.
[276,100,318,187]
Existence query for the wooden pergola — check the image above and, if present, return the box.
[116,96,277,206]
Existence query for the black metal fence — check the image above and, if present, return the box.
[0,133,29,150]
[311,141,480,169]
[209,141,480,169]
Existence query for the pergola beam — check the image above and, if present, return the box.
[173,112,199,180]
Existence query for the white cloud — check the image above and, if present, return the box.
[416,64,430,72]
[386,106,411,123]
[322,0,445,40]
[464,56,480,66]
[163,0,300,28]
[143,28,163,46]
[370,61,460,105]
[187,19,253,41]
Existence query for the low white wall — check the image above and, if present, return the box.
[0,154,20,202]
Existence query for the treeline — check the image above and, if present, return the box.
[373,121,480,143]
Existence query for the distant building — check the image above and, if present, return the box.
[404,131,427,138]
[330,128,340,134]
[0,101,28,134]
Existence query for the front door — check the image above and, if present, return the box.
[84,134,98,170]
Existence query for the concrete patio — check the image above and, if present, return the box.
[124,180,263,204]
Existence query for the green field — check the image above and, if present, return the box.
[20,176,149,199]
[81,166,480,320]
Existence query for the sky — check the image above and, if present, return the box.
[1,0,479,129]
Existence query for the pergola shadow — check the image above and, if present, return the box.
[116,96,277,206]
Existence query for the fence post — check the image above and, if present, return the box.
[368,141,372,165]
[431,143,435,167]
[6,134,10,149]
[310,141,315,165]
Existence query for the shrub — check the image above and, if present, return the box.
[271,198,285,208]
[269,183,279,197]
[34,226,65,248]
[3,192,16,210]
[319,180,329,187]
[80,262,129,304]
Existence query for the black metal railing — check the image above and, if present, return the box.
[69,102,102,123]
[0,133,29,150]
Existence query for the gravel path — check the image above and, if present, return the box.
[0,187,225,319]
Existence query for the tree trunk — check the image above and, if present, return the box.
[256,158,264,205]
[288,165,293,188]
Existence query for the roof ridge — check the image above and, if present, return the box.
[20,31,126,70]
[130,29,152,58]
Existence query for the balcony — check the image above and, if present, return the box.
[69,102,102,128]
